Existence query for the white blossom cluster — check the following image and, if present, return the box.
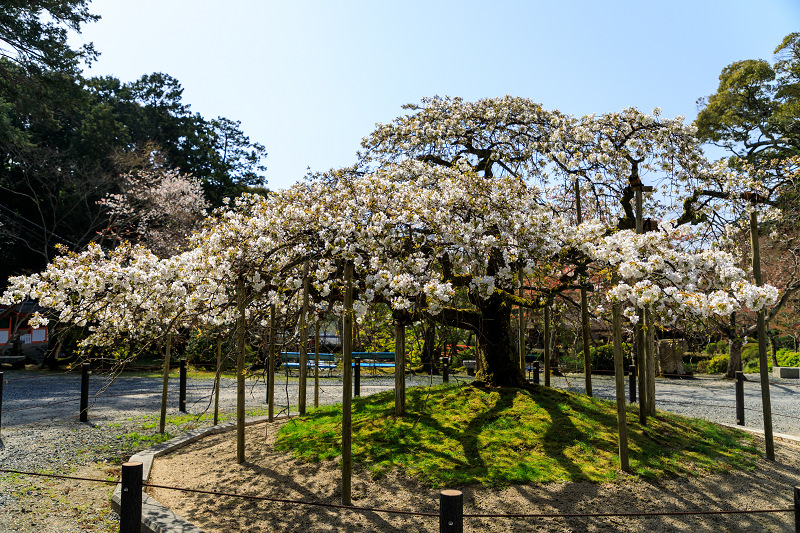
[1,97,786,346]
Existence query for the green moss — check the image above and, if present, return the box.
[275,383,759,488]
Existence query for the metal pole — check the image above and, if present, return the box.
[120,461,143,533]
[354,357,361,397]
[178,358,187,413]
[735,371,745,426]
[79,362,89,423]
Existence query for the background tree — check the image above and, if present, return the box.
[695,33,800,375]
[0,0,98,76]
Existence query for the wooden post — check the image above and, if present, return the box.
[735,371,745,425]
[518,266,526,375]
[178,358,187,413]
[159,335,171,434]
[79,362,89,423]
[612,299,630,471]
[268,304,276,422]
[544,303,551,387]
[576,179,593,397]
[299,262,310,415]
[395,320,406,416]
[441,357,449,383]
[439,489,463,533]
[793,485,800,533]
[314,320,320,409]
[120,461,143,533]
[236,275,246,464]
[533,361,539,385]
[342,261,353,506]
[750,210,775,460]
[0,371,3,436]
[214,335,221,426]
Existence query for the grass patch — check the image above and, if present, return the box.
[275,383,759,487]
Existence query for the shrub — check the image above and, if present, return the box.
[589,343,632,372]
[705,354,729,374]
[777,349,800,367]
[704,340,728,355]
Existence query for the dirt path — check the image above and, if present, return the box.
[149,420,800,532]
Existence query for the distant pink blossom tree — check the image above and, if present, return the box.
[99,164,209,256]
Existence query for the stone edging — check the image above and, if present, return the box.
[111,415,278,533]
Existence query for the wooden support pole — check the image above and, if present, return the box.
[518,266,526,375]
[299,262,310,416]
[120,461,143,533]
[612,299,630,472]
[635,185,648,424]
[236,276,246,464]
[342,261,353,506]
[0,371,3,436]
[629,364,637,404]
[544,303,551,387]
[268,304,276,422]
[750,210,775,461]
[314,320,320,409]
[576,179,593,397]
[394,320,406,416]
[159,335,171,434]
[533,361,540,385]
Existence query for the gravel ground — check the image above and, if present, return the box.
[0,368,798,531]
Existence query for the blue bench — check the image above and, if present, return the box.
[352,352,396,375]
[280,352,337,377]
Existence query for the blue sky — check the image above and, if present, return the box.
[71,0,800,190]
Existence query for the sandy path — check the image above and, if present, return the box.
[149,420,800,532]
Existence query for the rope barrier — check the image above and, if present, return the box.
[0,468,118,486]
[4,370,74,382]
[0,468,793,522]
[463,507,794,519]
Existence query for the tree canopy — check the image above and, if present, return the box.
[696,32,800,165]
